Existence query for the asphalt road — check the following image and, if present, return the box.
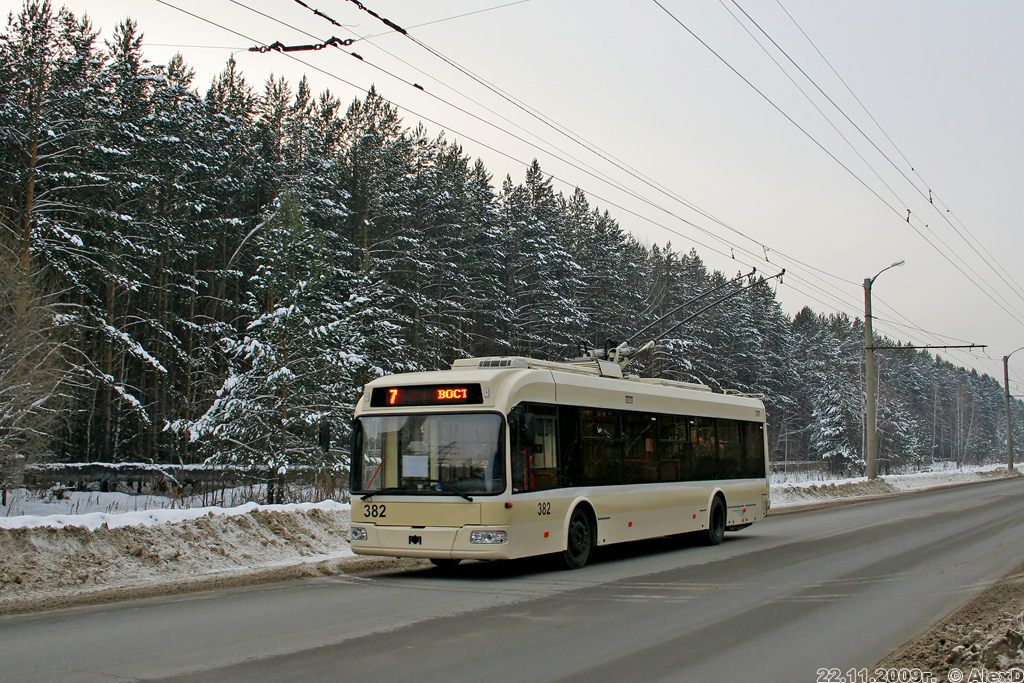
[3,477,1023,683]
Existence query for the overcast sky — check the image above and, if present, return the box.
[5,0,1023,390]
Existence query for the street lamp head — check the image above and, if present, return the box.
[868,259,906,286]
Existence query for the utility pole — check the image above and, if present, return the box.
[1005,347,1024,472]
[865,260,904,480]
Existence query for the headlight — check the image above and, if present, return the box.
[350,527,368,542]
[469,530,507,544]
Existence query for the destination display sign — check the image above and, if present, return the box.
[369,384,484,407]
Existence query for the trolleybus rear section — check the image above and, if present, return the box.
[349,356,769,568]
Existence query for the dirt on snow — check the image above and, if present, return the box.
[875,559,1024,677]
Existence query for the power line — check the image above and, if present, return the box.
[652,0,1024,329]
[719,0,910,211]
[359,0,537,39]
[339,0,406,35]
[773,3,1024,331]
[287,0,355,29]
[718,6,1024,330]
[774,0,1024,307]
[152,0,254,42]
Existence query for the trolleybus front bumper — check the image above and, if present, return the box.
[349,524,514,561]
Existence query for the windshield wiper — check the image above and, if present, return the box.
[444,483,474,502]
[424,479,474,502]
[361,485,474,502]
[360,487,407,501]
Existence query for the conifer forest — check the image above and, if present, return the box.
[1,3,1021,490]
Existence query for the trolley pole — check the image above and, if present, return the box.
[864,260,904,481]
[1005,348,1024,472]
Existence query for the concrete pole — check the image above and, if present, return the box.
[865,278,879,480]
[1005,348,1023,472]
[1006,355,1014,472]
[864,260,904,481]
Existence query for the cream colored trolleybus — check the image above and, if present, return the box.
[349,356,769,569]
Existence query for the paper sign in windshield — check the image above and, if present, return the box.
[403,454,429,478]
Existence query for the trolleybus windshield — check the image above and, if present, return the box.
[353,413,505,495]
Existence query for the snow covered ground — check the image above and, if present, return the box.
[0,500,361,614]
[770,463,1021,509]
[1,464,1019,613]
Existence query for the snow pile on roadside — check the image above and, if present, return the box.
[876,561,1024,675]
[0,485,339,518]
[771,465,1020,508]
[0,499,348,530]
[884,467,1020,491]
[944,608,1024,672]
[0,502,353,610]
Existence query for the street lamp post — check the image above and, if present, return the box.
[1004,347,1024,472]
[865,260,905,480]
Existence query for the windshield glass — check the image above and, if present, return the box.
[353,413,505,495]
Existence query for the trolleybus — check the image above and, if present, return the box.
[349,356,769,569]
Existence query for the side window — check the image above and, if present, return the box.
[558,405,583,487]
[510,407,528,493]
[510,404,560,493]
[744,421,767,478]
[691,417,718,479]
[623,412,658,483]
[657,414,692,482]
[582,409,622,485]
[718,419,744,479]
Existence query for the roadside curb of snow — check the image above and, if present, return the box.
[768,467,1022,515]
[0,553,427,616]
[0,504,429,616]
[874,557,1024,675]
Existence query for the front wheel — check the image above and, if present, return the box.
[702,496,726,546]
[562,507,594,569]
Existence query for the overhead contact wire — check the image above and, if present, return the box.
[770,0,1024,307]
[652,0,1024,329]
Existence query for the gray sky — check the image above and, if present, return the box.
[5,0,1024,390]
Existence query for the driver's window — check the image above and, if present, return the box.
[511,404,559,493]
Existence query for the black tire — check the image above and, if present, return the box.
[429,558,462,568]
[562,506,594,569]
[703,496,726,546]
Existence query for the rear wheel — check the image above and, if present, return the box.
[562,506,594,569]
[703,496,726,546]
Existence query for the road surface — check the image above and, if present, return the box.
[2,477,1023,683]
